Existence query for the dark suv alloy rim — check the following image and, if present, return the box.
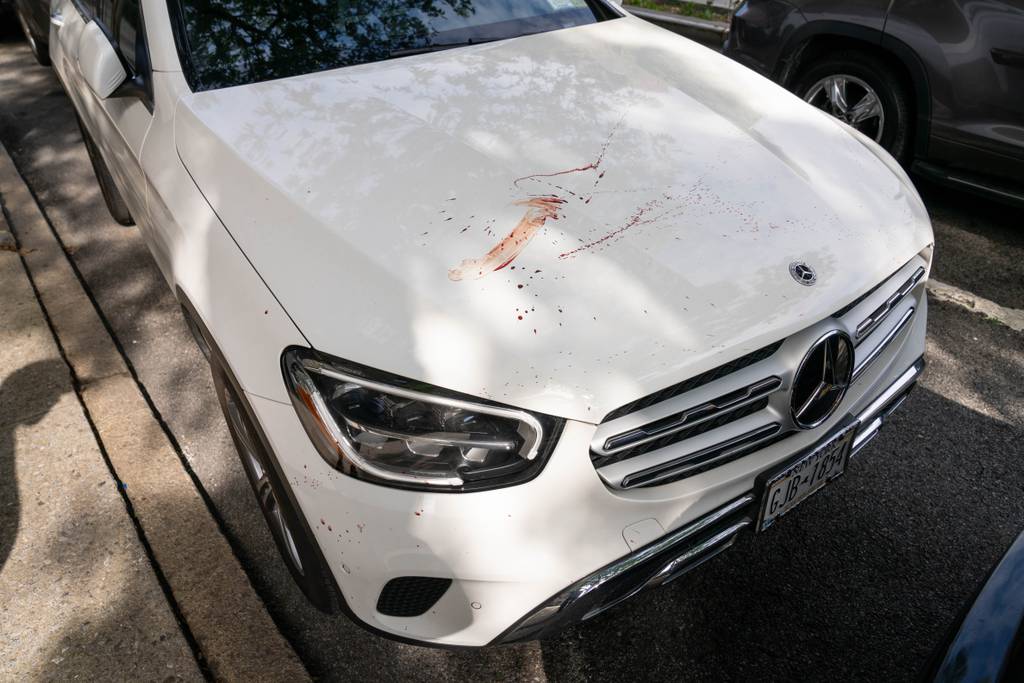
[221,382,305,575]
[803,75,885,143]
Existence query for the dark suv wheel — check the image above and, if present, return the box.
[794,50,912,162]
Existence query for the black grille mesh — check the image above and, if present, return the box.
[376,577,452,617]
[602,341,783,423]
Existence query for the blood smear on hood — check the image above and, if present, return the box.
[448,197,565,281]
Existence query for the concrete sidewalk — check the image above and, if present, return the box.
[0,210,202,680]
[0,139,309,680]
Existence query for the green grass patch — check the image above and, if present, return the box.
[626,0,731,22]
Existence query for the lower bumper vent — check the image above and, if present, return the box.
[377,577,452,617]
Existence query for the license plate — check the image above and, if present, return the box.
[757,422,858,531]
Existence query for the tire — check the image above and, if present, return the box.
[75,116,135,226]
[211,358,340,613]
[794,50,912,163]
[15,7,50,66]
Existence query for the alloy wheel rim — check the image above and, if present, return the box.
[224,387,305,575]
[804,74,886,143]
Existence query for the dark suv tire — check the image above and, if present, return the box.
[794,50,912,163]
[75,115,135,226]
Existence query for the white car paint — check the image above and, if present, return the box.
[75,21,125,98]
[50,0,933,647]
[174,18,930,423]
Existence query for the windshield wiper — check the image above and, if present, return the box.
[389,37,506,58]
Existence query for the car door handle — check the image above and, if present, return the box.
[991,48,1024,68]
[50,9,64,27]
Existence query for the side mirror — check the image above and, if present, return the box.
[77,21,126,99]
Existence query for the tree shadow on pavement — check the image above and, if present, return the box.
[0,359,68,573]
[535,381,1024,683]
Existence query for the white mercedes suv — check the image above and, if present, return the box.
[51,0,933,646]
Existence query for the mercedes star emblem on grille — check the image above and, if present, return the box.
[790,330,854,429]
[789,261,817,286]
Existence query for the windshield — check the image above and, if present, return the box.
[172,0,615,91]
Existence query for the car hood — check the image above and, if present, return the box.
[174,16,932,423]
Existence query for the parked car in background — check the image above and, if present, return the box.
[12,0,49,65]
[51,0,932,646]
[724,0,1024,205]
[925,529,1024,682]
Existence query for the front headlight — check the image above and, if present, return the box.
[282,347,564,492]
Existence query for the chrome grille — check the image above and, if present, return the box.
[592,256,928,490]
[592,376,783,468]
[619,424,787,489]
[854,266,925,342]
[602,340,783,421]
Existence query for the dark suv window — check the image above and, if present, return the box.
[91,0,117,29]
[72,0,100,20]
[170,0,618,91]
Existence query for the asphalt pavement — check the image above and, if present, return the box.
[1,27,1023,683]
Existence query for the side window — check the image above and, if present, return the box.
[114,0,141,71]
[95,0,115,28]
[73,0,99,20]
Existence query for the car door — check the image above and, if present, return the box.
[51,0,154,225]
[886,0,1024,183]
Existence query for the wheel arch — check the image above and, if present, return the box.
[776,22,932,160]
[174,286,340,613]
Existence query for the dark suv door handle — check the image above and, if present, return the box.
[992,48,1024,68]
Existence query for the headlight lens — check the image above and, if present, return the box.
[282,348,563,492]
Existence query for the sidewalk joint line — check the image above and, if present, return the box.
[2,149,312,677]
[0,196,213,682]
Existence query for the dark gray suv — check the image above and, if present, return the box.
[724,0,1024,204]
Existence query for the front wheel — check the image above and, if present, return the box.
[794,50,912,163]
[211,359,340,613]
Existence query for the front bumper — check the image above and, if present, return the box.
[494,355,924,644]
[247,274,928,647]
